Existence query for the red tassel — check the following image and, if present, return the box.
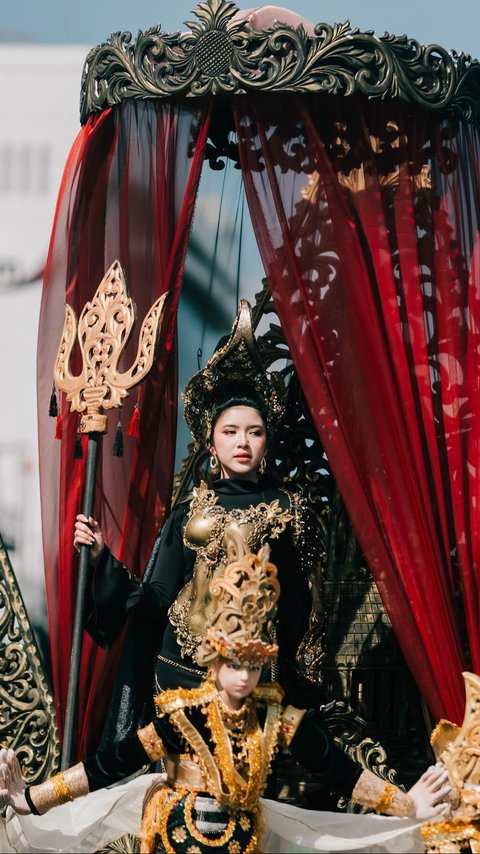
[55,414,63,440]
[127,404,140,438]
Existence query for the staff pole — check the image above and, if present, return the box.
[53,260,167,769]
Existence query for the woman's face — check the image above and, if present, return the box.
[214,659,262,708]
[210,405,267,481]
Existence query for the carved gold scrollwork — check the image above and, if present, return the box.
[53,260,167,433]
[0,534,60,810]
[80,0,480,126]
[440,673,480,800]
[300,118,432,197]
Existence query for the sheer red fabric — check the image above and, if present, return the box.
[37,100,210,755]
[235,93,480,723]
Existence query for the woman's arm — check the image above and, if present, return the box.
[125,503,191,617]
[83,504,191,648]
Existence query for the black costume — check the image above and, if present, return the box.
[86,477,320,744]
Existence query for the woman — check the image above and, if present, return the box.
[76,301,321,743]
[0,535,450,854]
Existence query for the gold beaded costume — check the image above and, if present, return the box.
[22,536,416,854]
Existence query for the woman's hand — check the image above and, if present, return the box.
[407,762,451,820]
[74,514,105,562]
[0,748,30,815]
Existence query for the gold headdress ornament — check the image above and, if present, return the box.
[183,299,287,448]
[195,531,280,667]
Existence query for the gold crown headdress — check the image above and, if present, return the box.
[421,672,480,853]
[195,532,280,667]
[183,299,287,449]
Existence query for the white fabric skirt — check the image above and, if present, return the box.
[1,773,424,854]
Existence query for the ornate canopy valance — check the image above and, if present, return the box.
[80,0,480,125]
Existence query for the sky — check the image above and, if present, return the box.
[0,0,479,59]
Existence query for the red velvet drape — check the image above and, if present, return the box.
[37,99,210,755]
[235,93,480,724]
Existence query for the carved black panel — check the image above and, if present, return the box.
[0,534,60,814]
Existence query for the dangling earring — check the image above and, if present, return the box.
[210,452,220,476]
[259,456,267,475]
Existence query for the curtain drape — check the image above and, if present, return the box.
[37,99,210,756]
[235,93,480,723]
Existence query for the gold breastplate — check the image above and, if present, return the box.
[168,481,293,657]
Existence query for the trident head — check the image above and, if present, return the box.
[53,260,167,433]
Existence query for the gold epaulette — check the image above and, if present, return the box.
[155,680,217,716]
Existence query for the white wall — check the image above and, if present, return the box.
[0,46,87,622]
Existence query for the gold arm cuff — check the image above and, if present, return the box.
[351,770,413,817]
[137,722,168,762]
[29,763,89,815]
[281,705,307,747]
[373,782,397,813]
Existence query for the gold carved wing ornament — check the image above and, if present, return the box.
[422,672,480,853]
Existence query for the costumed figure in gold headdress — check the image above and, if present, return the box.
[419,671,480,853]
[0,534,450,854]
[74,300,323,748]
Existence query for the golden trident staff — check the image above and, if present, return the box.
[54,260,168,769]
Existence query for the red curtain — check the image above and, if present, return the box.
[235,93,480,724]
[37,99,210,756]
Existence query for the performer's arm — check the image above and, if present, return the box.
[83,505,190,647]
[125,504,190,616]
[0,717,180,816]
[271,495,322,702]
[285,706,450,819]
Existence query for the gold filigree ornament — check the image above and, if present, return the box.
[421,817,480,853]
[422,672,480,853]
[195,531,281,667]
[53,260,167,433]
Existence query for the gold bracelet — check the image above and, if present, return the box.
[373,782,397,813]
[51,772,74,804]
